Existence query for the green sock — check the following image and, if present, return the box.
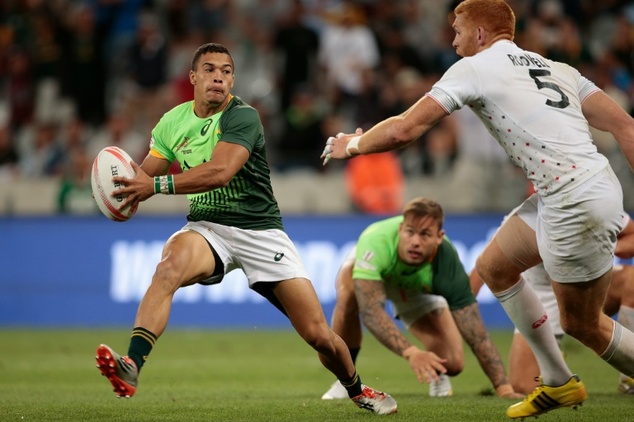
[340,371,363,397]
[127,327,157,372]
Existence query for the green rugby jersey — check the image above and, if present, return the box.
[353,216,475,310]
[150,96,283,230]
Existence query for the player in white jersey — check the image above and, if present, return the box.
[470,195,634,395]
[320,0,634,419]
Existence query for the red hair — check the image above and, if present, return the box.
[454,0,515,40]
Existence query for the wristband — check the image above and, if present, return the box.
[154,175,176,195]
[346,136,361,157]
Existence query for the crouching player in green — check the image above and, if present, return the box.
[321,197,521,399]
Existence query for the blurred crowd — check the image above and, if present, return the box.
[0,0,633,214]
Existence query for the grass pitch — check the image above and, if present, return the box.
[0,329,631,421]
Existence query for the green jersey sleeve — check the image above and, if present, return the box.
[218,105,262,153]
[431,238,476,310]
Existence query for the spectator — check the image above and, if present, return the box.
[275,86,328,172]
[5,46,34,132]
[121,11,169,135]
[345,151,404,215]
[273,0,320,111]
[19,121,64,178]
[58,2,121,127]
[89,111,148,163]
[57,145,97,214]
[318,3,380,128]
[0,123,19,181]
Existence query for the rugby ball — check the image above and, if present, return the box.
[91,146,137,222]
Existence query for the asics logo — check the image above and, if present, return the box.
[274,252,284,261]
[532,313,548,329]
[201,119,213,136]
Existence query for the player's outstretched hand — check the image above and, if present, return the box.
[321,127,363,165]
[402,346,448,384]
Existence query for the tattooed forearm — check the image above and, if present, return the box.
[354,279,412,356]
[452,303,508,388]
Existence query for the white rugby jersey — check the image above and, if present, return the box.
[428,40,608,196]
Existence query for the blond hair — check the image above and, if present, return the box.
[402,197,445,230]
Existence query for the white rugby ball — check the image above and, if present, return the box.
[91,146,137,222]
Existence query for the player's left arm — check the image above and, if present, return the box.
[451,303,521,398]
[582,90,634,171]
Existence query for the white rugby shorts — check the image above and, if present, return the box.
[515,166,624,283]
[182,221,309,286]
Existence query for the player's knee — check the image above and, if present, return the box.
[443,356,464,376]
[474,258,502,291]
[152,259,186,293]
[302,324,336,353]
[475,256,521,292]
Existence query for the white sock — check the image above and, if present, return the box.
[617,305,634,332]
[601,319,634,378]
[494,277,573,386]
[617,306,634,380]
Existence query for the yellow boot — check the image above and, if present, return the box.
[506,375,587,419]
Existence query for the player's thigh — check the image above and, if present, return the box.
[158,229,218,287]
[476,214,541,292]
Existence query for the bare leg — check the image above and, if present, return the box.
[135,231,217,336]
[408,308,464,375]
[330,261,362,350]
[477,215,572,386]
[508,332,540,394]
[273,277,356,380]
[554,269,634,377]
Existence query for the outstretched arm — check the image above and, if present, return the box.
[354,278,447,383]
[322,96,448,163]
[451,302,521,398]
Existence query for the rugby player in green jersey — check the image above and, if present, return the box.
[321,197,521,400]
[94,42,397,415]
